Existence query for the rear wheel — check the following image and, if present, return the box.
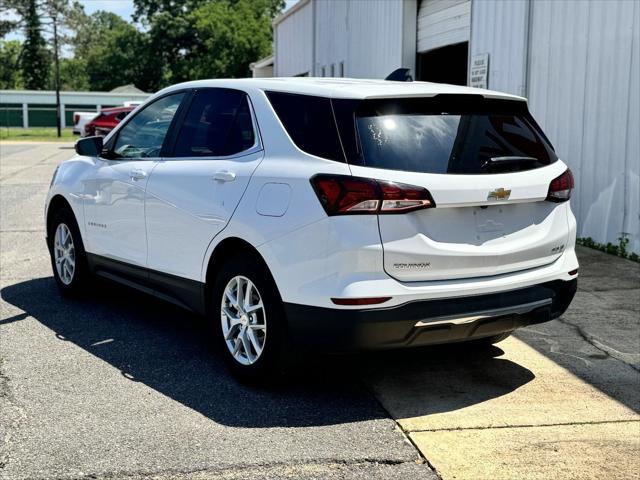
[48,206,91,296]
[210,253,290,383]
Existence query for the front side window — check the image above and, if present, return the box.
[172,89,255,157]
[113,93,184,159]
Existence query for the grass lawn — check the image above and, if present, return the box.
[0,127,75,142]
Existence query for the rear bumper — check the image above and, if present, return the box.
[284,278,577,352]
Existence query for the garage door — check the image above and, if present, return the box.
[417,0,471,53]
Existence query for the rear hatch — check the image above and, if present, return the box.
[336,95,571,282]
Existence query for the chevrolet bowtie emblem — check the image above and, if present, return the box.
[488,188,511,200]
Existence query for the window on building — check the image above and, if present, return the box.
[172,88,255,157]
[266,91,344,162]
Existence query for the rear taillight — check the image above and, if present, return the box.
[73,114,79,125]
[310,174,435,215]
[546,169,574,202]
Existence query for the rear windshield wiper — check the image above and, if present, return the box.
[481,156,540,171]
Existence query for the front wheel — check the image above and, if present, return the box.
[48,206,91,296]
[210,253,290,383]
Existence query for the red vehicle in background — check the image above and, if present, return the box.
[84,106,134,137]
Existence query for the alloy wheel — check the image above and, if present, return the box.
[54,223,75,285]
[220,275,267,365]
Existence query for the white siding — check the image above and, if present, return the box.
[345,0,406,78]
[471,0,640,253]
[274,1,313,77]
[314,0,348,76]
[527,0,640,253]
[417,0,470,53]
[311,0,416,79]
[0,90,149,105]
[469,0,529,96]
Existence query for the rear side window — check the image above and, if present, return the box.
[266,91,344,162]
[344,96,558,174]
[173,89,255,157]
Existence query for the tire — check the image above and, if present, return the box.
[48,205,91,296]
[210,252,291,383]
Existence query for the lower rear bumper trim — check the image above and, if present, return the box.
[414,298,553,327]
[283,279,577,352]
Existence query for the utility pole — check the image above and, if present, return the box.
[52,12,61,138]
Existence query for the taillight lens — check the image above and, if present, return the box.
[547,169,574,202]
[73,114,79,125]
[310,174,435,215]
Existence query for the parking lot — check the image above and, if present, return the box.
[1,143,639,480]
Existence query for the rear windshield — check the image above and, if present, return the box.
[266,92,557,174]
[347,96,558,174]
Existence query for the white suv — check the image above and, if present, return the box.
[46,78,578,380]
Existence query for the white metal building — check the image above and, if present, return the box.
[272,0,640,253]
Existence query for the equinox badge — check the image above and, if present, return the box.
[488,187,511,201]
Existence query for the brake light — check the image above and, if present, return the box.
[73,114,79,125]
[547,169,574,202]
[310,174,435,215]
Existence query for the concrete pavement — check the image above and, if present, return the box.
[1,142,639,479]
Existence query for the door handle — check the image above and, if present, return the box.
[130,169,147,181]
[213,170,236,182]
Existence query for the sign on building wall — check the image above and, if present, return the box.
[470,53,489,89]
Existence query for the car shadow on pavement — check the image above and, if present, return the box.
[2,277,535,428]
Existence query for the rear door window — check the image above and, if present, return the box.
[348,96,557,174]
[172,88,255,157]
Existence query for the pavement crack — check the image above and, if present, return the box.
[359,380,442,479]
[556,316,640,372]
[406,418,640,433]
[53,457,423,480]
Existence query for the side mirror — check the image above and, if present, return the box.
[75,136,103,156]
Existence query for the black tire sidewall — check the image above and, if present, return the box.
[210,253,289,382]
[48,206,90,295]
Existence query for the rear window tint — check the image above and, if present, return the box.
[336,95,558,174]
[266,91,344,162]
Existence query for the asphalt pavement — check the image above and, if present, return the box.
[1,142,638,480]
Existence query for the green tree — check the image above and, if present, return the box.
[69,10,128,58]
[19,0,51,89]
[83,20,160,92]
[134,0,283,86]
[186,0,278,79]
[66,10,160,92]
[2,0,84,90]
[55,57,89,90]
[0,40,23,89]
